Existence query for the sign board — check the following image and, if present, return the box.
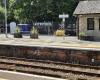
[10,22,16,34]
[34,22,52,26]
[59,14,69,18]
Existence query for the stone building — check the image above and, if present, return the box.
[74,0,100,40]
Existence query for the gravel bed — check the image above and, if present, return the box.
[0,58,99,74]
[0,58,100,80]
[0,63,99,80]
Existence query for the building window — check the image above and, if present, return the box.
[87,18,94,30]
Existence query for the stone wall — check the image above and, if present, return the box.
[0,45,100,66]
[79,14,100,40]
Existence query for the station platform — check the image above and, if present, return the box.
[0,34,100,51]
[0,70,66,80]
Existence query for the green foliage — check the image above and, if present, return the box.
[31,27,38,34]
[0,1,5,20]
[15,27,21,33]
[0,0,79,23]
[79,32,86,37]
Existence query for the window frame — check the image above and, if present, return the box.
[99,18,100,30]
[87,18,94,30]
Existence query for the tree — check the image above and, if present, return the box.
[0,0,79,23]
[0,1,5,20]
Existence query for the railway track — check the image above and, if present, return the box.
[0,56,100,80]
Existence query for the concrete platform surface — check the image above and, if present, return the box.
[0,34,100,51]
[0,70,66,80]
[0,78,8,80]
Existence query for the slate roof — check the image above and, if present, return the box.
[73,0,100,15]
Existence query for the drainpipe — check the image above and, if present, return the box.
[76,15,79,39]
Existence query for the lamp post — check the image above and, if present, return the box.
[59,13,69,40]
[59,13,69,29]
[4,0,8,38]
